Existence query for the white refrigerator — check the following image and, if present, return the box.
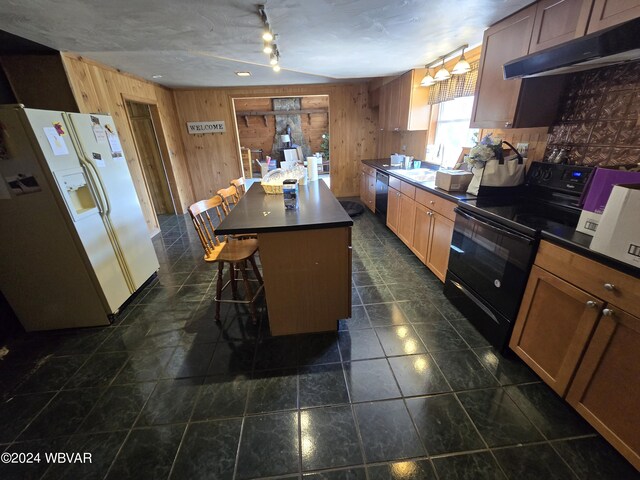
[0,106,159,331]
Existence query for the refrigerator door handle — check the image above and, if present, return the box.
[82,156,110,215]
[80,163,104,214]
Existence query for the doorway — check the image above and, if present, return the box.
[125,100,175,215]
[233,95,330,187]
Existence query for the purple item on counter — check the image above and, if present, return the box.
[582,168,640,213]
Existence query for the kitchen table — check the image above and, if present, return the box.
[216,180,353,335]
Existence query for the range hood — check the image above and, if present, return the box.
[504,17,640,79]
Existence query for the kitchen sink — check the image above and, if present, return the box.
[392,168,437,183]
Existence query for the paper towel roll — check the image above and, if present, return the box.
[307,157,318,182]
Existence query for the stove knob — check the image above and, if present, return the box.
[542,169,552,181]
[531,169,541,180]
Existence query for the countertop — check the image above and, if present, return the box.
[362,159,639,278]
[362,159,477,202]
[215,180,353,235]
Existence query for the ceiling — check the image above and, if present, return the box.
[0,0,532,88]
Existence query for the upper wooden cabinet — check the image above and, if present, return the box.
[530,0,592,52]
[471,3,566,128]
[378,69,431,131]
[585,0,640,33]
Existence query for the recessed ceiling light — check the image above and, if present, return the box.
[151,75,163,79]
[235,71,251,77]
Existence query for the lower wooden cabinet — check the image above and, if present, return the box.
[426,213,454,282]
[510,240,640,469]
[510,265,603,396]
[387,186,400,233]
[397,193,416,246]
[566,307,640,470]
[359,166,375,212]
[386,178,456,282]
[411,203,432,263]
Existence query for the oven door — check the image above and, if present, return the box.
[448,208,536,320]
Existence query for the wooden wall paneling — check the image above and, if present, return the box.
[174,83,376,199]
[173,89,242,200]
[1,54,79,112]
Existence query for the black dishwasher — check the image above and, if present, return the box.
[375,171,389,222]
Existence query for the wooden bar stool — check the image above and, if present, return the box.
[230,177,247,197]
[188,196,263,323]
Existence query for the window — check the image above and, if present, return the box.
[427,96,478,168]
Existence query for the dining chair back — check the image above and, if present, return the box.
[230,177,247,197]
[217,185,240,214]
[188,196,264,323]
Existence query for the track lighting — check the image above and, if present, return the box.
[420,44,471,86]
[258,5,283,72]
[262,23,274,42]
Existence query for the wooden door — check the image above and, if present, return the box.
[510,266,603,396]
[426,212,454,282]
[411,203,432,263]
[529,0,592,53]
[397,193,416,247]
[470,4,537,128]
[386,186,401,232]
[586,0,640,33]
[127,101,173,214]
[566,307,640,470]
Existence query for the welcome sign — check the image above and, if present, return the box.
[186,121,226,134]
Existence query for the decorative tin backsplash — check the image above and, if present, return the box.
[545,60,640,166]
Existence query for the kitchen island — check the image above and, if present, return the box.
[216,180,353,335]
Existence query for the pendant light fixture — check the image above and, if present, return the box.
[434,57,451,82]
[452,45,471,74]
[420,66,435,87]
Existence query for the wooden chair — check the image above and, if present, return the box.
[217,185,240,212]
[188,196,263,323]
[230,177,246,197]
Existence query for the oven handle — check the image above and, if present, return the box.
[449,279,500,325]
[454,208,535,245]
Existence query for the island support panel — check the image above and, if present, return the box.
[257,226,351,335]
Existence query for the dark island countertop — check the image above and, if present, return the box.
[362,159,477,202]
[216,180,353,235]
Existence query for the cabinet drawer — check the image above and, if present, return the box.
[400,181,416,199]
[362,164,376,177]
[535,241,640,317]
[415,189,457,221]
[389,176,401,191]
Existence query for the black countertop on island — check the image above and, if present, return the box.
[216,180,353,235]
[362,158,477,203]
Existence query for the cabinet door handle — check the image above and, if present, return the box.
[603,283,615,291]
[586,300,597,308]
[602,308,614,317]
[504,121,512,128]
[430,201,435,205]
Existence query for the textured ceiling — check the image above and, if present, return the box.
[0,0,533,87]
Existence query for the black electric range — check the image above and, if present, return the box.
[444,162,594,352]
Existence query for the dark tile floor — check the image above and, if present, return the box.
[0,209,638,480]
